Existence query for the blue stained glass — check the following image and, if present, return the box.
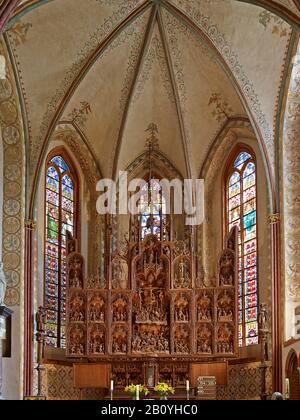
[243,173,256,190]
[229,172,240,186]
[47,166,59,180]
[244,224,256,242]
[229,182,240,199]
[243,162,255,178]
[51,156,69,173]
[234,152,251,169]
[62,174,73,189]
[243,211,256,229]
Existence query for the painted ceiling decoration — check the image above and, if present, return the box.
[0,0,297,212]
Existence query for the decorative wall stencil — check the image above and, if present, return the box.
[119,15,151,110]
[25,0,149,175]
[259,11,288,37]
[165,0,274,169]
[44,360,272,400]
[283,43,300,329]
[217,362,272,400]
[0,40,24,307]
[132,34,175,105]
[208,93,233,123]
[67,102,92,131]
[7,22,32,46]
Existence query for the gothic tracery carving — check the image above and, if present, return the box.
[66,229,238,364]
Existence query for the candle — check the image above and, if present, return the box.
[136,384,140,401]
[111,380,114,392]
[285,378,290,399]
[186,380,190,392]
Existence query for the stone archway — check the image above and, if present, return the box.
[286,349,300,400]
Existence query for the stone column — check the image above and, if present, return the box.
[0,306,13,399]
[269,214,282,393]
[283,41,300,353]
[23,220,36,397]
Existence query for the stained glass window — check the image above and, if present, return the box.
[139,179,167,240]
[226,150,259,347]
[45,152,78,348]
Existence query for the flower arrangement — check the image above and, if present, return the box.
[154,383,175,399]
[124,384,150,399]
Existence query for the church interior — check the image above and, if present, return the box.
[0,0,300,401]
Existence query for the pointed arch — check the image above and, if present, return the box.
[224,144,259,347]
[44,146,79,348]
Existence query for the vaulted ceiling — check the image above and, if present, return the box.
[1,0,298,192]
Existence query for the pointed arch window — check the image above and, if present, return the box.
[44,150,79,348]
[225,148,258,347]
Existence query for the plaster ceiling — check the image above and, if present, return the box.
[2,0,296,187]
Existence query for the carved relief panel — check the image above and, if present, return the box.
[69,291,86,323]
[196,324,213,355]
[173,324,191,354]
[173,292,191,323]
[111,325,128,355]
[88,324,106,356]
[67,253,85,289]
[87,291,106,323]
[196,290,214,323]
[67,324,86,357]
[112,293,129,324]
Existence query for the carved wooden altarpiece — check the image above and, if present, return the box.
[66,227,239,389]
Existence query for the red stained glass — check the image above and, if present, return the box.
[229,195,240,210]
[245,293,258,309]
[243,186,256,202]
[243,173,256,190]
[244,240,256,255]
[45,155,77,349]
[245,280,257,295]
[229,182,241,199]
[229,207,241,223]
[226,150,258,347]
[245,266,257,282]
[246,307,258,323]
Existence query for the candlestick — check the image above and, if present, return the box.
[110,380,114,401]
[186,380,190,392]
[285,378,290,400]
[136,385,140,401]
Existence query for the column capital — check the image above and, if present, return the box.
[24,220,37,231]
[268,214,281,224]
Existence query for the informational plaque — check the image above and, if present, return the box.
[196,376,217,400]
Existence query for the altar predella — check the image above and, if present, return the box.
[66,224,239,388]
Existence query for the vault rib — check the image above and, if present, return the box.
[112,4,160,179]
[29,0,152,217]
[157,6,192,179]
